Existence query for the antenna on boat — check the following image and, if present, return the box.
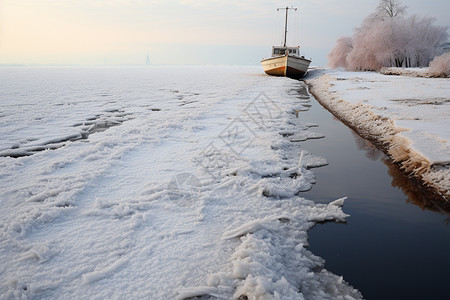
[277,6,297,48]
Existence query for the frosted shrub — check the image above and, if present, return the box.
[428,52,450,77]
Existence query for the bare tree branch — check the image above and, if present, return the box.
[376,0,407,19]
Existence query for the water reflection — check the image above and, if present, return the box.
[350,130,450,217]
[385,156,450,220]
[350,130,382,161]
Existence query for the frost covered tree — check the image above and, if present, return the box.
[328,0,449,70]
[327,36,353,69]
[406,16,449,67]
[345,17,396,70]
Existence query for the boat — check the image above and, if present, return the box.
[261,7,311,79]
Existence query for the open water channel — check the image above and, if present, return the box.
[297,82,450,300]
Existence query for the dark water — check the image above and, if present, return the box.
[298,83,450,300]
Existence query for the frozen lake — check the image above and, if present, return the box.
[0,66,361,299]
[0,66,447,299]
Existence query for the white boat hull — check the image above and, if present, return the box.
[261,55,311,79]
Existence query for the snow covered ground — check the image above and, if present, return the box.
[305,68,450,199]
[0,67,362,299]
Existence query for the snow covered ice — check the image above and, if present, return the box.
[0,66,362,299]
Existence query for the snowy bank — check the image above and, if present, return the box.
[380,67,450,78]
[305,68,450,199]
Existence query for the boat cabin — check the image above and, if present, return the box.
[272,46,300,57]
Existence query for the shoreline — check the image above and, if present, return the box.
[304,69,450,201]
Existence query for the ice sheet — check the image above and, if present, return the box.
[0,66,360,299]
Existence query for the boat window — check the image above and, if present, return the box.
[273,48,284,55]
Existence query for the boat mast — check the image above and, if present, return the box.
[277,6,297,48]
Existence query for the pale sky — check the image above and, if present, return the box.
[0,0,448,66]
